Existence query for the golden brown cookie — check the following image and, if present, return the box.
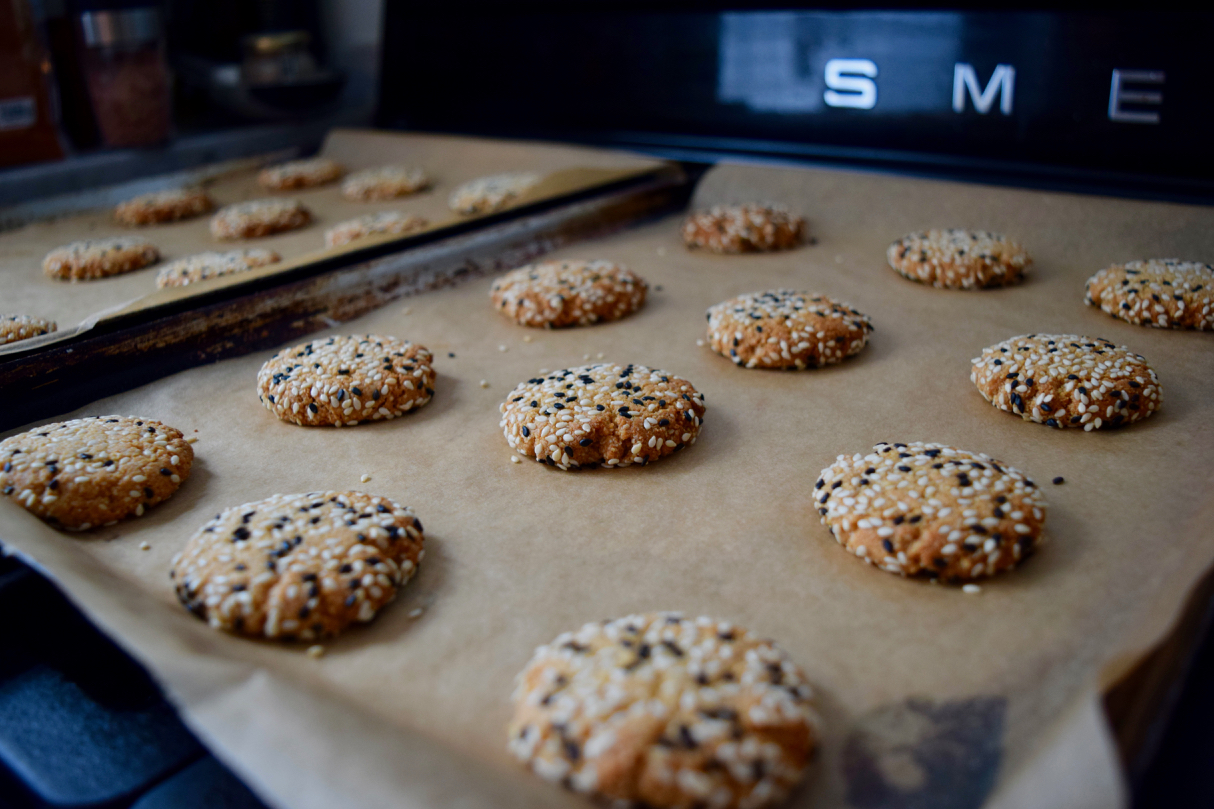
[887,229,1029,289]
[706,290,873,370]
[1,315,57,346]
[155,249,281,289]
[210,199,311,240]
[499,363,705,469]
[682,204,806,254]
[1084,259,1214,331]
[324,211,429,248]
[171,491,424,641]
[257,157,344,190]
[490,260,648,328]
[815,442,1046,582]
[971,334,1161,430]
[114,188,214,225]
[257,334,436,426]
[449,172,541,214]
[508,612,819,808]
[341,165,430,201]
[43,237,160,281]
[0,415,193,531]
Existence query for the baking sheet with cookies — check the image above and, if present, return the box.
[3,159,1213,809]
[0,129,664,349]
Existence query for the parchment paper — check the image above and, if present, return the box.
[0,128,662,343]
[3,157,1214,809]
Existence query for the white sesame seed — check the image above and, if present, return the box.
[962,584,982,595]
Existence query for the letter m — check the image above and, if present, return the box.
[953,63,1015,115]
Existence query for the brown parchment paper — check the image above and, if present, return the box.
[3,158,1214,809]
[0,128,662,346]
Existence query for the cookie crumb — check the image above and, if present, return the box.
[186,436,199,444]
[1052,476,1065,485]
[360,474,372,483]
[139,541,151,551]
[306,645,326,658]
[696,339,704,346]
[596,352,604,359]
[962,584,982,595]
[522,335,533,343]
[480,380,490,388]
[407,607,424,619]
[510,456,521,464]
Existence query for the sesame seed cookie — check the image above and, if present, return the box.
[508,612,819,809]
[887,230,1029,289]
[210,199,311,240]
[0,415,193,531]
[341,165,431,201]
[499,363,706,469]
[706,290,873,370]
[682,204,806,254]
[1085,259,1214,331]
[324,211,429,248]
[114,187,215,225]
[43,237,160,281]
[257,157,344,191]
[971,334,1161,431]
[155,249,281,289]
[814,442,1046,582]
[257,335,436,427]
[449,172,541,215]
[171,491,424,641]
[490,260,648,328]
[1,315,57,346]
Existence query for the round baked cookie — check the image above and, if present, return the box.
[682,204,805,254]
[114,187,214,225]
[43,237,160,281]
[171,491,424,641]
[887,230,1029,289]
[257,157,344,190]
[0,415,193,531]
[1085,259,1214,331]
[1,315,57,346]
[500,363,705,469]
[815,442,1046,582]
[324,211,429,248]
[706,290,873,370]
[490,260,648,328]
[449,172,541,215]
[257,334,436,426]
[341,165,430,201]
[971,334,1161,431]
[210,199,311,240]
[508,612,819,809]
[155,249,281,289]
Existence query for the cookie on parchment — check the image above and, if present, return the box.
[324,211,429,248]
[682,204,806,254]
[257,334,436,426]
[887,230,1029,289]
[114,187,214,225]
[489,260,648,328]
[1,315,57,346]
[43,237,160,281]
[171,491,424,641]
[1085,259,1214,331]
[706,290,872,370]
[449,172,541,215]
[500,363,705,469]
[210,199,311,240]
[257,157,344,191]
[508,612,819,809]
[341,165,430,201]
[0,415,193,531]
[814,442,1046,582]
[971,334,1161,431]
[155,248,281,289]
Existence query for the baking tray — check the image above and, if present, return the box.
[1,158,1212,809]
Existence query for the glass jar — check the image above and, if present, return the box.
[78,6,170,148]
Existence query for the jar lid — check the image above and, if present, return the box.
[79,7,161,49]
